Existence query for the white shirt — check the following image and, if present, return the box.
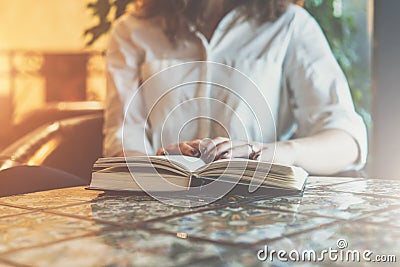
[104,4,367,170]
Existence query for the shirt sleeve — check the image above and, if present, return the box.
[103,16,151,157]
[283,7,368,171]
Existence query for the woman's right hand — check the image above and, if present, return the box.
[156,139,202,157]
[156,137,231,163]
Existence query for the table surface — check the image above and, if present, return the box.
[0,176,399,267]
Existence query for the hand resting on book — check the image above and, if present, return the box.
[154,129,360,176]
[155,137,295,166]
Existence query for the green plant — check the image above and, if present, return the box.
[300,0,371,127]
[85,0,135,46]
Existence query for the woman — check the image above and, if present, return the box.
[104,0,367,175]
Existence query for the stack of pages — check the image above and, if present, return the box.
[90,155,308,195]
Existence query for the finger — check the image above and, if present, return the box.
[220,140,249,158]
[167,142,198,157]
[208,141,232,160]
[163,142,187,155]
[210,140,249,160]
[219,144,252,160]
[186,139,201,155]
[199,138,213,156]
[200,137,230,163]
[200,137,229,156]
[162,141,201,157]
[156,148,167,156]
[206,141,231,162]
[180,142,200,157]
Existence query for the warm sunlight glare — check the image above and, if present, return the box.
[26,137,62,166]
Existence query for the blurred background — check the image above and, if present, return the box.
[0,0,106,137]
[0,0,398,180]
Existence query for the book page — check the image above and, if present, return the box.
[96,155,206,173]
[199,158,297,176]
[160,155,207,172]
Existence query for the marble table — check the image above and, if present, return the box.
[0,177,399,266]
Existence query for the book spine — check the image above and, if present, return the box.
[188,174,207,188]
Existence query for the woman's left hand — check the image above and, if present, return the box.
[203,137,296,166]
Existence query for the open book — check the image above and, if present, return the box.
[89,155,308,195]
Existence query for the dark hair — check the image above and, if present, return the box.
[133,0,290,42]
